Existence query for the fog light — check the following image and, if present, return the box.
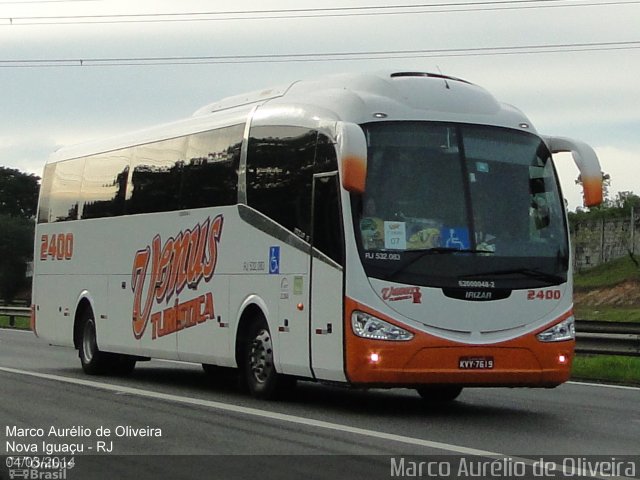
[370,352,380,363]
[558,354,567,364]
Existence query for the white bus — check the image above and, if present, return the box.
[32,71,603,401]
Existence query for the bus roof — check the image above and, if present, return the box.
[247,71,533,131]
[49,71,535,164]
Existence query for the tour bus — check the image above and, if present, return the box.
[32,71,603,401]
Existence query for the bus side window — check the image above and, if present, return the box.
[126,137,186,215]
[313,175,344,266]
[247,126,317,241]
[312,134,343,265]
[315,133,339,174]
[37,163,55,224]
[47,157,85,223]
[182,124,243,209]
[80,152,130,219]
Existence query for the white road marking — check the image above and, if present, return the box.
[568,380,640,391]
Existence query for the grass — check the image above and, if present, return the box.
[572,354,640,386]
[0,315,30,330]
[574,305,640,323]
[574,255,640,289]
[571,258,640,384]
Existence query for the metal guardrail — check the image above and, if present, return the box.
[1,307,638,356]
[0,306,30,327]
[575,320,640,357]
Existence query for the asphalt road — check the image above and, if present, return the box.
[1,328,638,480]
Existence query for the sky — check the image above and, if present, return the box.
[0,0,638,211]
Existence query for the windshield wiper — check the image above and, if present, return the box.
[462,268,565,284]
[383,247,494,280]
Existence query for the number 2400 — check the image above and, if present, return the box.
[40,233,74,261]
[527,289,561,300]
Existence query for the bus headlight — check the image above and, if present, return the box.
[537,315,575,342]
[351,311,414,341]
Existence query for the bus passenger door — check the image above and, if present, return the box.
[310,172,347,382]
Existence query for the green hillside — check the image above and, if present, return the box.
[574,255,640,289]
[573,255,640,322]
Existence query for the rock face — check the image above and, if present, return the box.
[574,280,640,307]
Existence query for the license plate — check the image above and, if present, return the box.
[459,356,494,369]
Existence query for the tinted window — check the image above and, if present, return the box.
[313,174,344,266]
[48,158,85,222]
[247,126,317,240]
[39,125,245,221]
[37,164,55,224]
[182,124,243,209]
[312,134,343,264]
[314,133,339,174]
[126,137,186,215]
[80,152,130,219]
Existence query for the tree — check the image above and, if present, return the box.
[0,167,40,303]
[0,167,40,218]
[0,214,34,302]
[568,187,640,230]
[611,191,640,214]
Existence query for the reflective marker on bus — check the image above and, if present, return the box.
[32,71,603,402]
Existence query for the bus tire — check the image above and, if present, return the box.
[78,307,109,375]
[416,386,463,404]
[242,316,295,400]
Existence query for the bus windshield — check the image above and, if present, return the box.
[353,122,568,289]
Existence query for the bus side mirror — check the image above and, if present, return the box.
[337,122,368,194]
[544,136,604,207]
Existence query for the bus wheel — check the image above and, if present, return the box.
[243,318,295,400]
[416,386,463,404]
[78,308,108,375]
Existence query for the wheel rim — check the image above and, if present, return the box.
[249,328,273,384]
[82,318,96,364]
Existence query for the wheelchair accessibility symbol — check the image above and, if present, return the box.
[442,227,470,250]
[269,246,280,274]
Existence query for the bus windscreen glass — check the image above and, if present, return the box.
[354,122,568,290]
